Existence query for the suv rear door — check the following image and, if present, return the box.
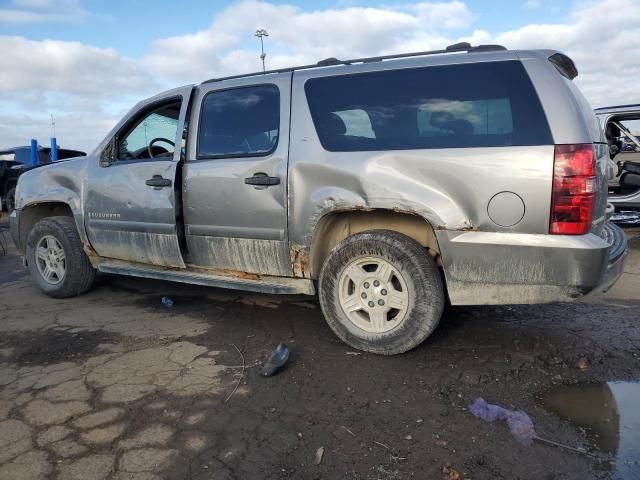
[84,86,193,268]
[182,73,292,276]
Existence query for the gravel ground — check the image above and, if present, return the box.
[0,217,638,480]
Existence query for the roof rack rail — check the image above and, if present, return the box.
[202,43,508,84]
[594,104,640,111]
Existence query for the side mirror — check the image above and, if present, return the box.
[100,136,117,167]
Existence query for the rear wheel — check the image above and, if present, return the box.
[318,230,444,355]
[26,216,96,298]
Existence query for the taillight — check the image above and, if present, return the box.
[549,144,597,235]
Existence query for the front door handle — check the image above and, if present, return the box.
[244,173,280,186]
[145,175,172,188]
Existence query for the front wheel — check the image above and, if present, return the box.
[26,216,96,298]
[318,230,444,355]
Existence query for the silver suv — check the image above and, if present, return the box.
[10,43,628,355]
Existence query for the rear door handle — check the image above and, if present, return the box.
[145,175,172,188]
[244,173,280,186]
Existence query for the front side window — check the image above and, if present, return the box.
[305,61,552,152]
[119,102,181,160]
[198,84,280,158]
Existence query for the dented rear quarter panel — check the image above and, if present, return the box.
[288,53,557,252]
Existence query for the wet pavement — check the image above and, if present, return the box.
[0,216,639,479]
[541,381,640,479]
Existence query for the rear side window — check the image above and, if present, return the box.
[198,84,280,158]
[305,61,552,151]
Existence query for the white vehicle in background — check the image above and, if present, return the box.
[596,104,640,209]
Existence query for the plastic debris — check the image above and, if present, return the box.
[313,446,325,465]
[261,343,290,377]
[161,296,174,308]
[576,357,589,371]
[469,397,536,445]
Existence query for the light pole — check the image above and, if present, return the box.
[254,29,269,73]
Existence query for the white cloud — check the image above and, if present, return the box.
[0,110,120,154]
[0,36,157,151]
[2,0,640,151]
[0,37,155,97]
[0,0,87,23]
[143,0,473,82]
[494,0,640,107]
[523,0,541,9]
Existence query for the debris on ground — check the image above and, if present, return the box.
[224,343,245,403]
[576,357,589,371]
[470,398,592,455]
[314,446,325,465]
[332,426,355,440]
[161,296,174,308]
[469,397,536,444]
[442,464,461,479]
[261,343,290,377]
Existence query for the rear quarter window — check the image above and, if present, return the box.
[304,60,552,151]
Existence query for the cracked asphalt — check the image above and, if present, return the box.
[0,219,639,480]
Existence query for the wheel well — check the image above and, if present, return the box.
[309,210,441,278]
[19,202,74,250]
[2,179,16,197]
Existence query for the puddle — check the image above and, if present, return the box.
[542,382,640,479]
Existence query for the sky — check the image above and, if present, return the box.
[0,0,638,152]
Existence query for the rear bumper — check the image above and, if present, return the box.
[437,223,628,305]
[596,221,627,294]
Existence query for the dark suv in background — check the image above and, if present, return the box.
[0,146,85,212]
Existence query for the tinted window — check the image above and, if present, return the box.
[305,61,552,151]
[198,85,280,158]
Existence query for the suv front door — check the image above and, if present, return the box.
[183,74,291,276]
[84,86,193,268]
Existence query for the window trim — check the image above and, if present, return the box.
[196,83,281,161]
[112,95,183,164]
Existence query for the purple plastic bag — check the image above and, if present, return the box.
[469,397,536,445]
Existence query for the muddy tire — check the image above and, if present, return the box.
[5,186,15,212]
[26,216,96,298]
[318,230,444,355]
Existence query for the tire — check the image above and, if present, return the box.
[26,216,96,298]
[318,230,444,355]
[5,186,15,213]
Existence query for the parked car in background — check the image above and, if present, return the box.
[595,104,640,209]
[10,43,627,354]
[0,146,85,212]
